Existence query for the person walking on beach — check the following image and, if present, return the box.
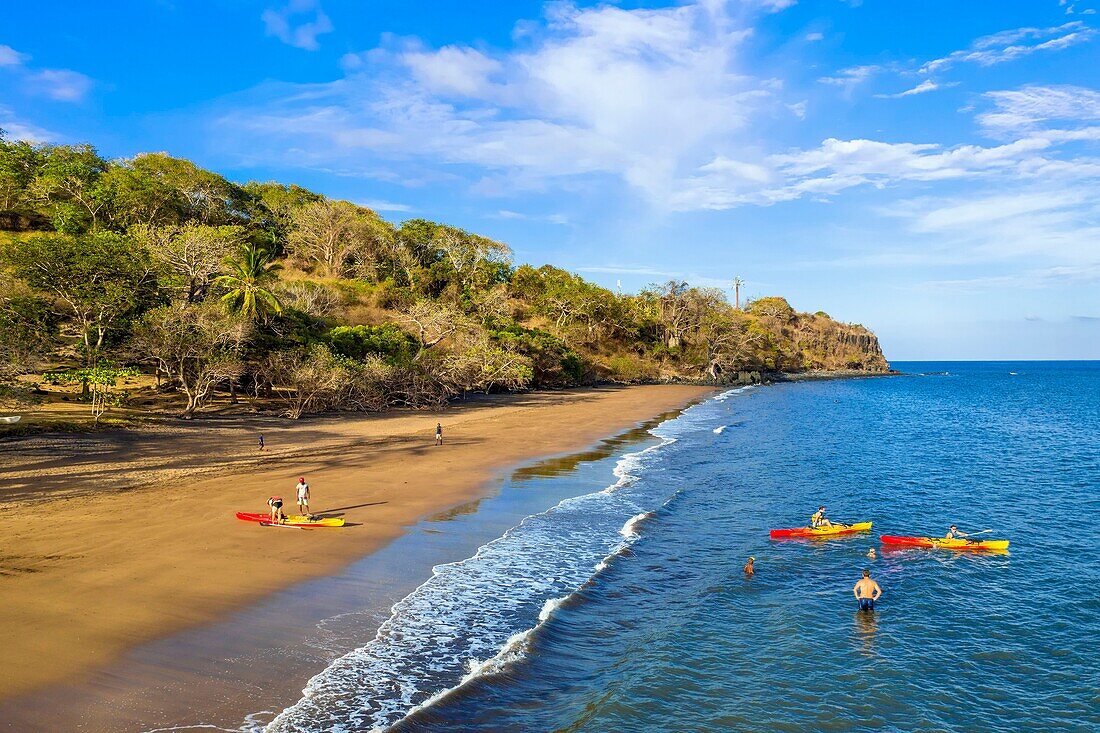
[296,477,310,516]
[267,495,286,524]
[853,569,882,611]
[258,434,265,452]
[743,556,755,577]
[435,423,443,446]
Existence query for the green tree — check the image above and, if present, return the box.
[0,278,60,382]
[215,244,283,321]
[287,198,395,279]
[42,363,140,425]
[28,144,112,233]
[132,223,244,302]
[130,301,251,415]
[3,232,159,365]
[0,132,44,213]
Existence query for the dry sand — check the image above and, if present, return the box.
[0,385,709,703]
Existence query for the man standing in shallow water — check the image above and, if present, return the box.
[853,569,882,611]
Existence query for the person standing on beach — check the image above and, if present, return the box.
[435,423,443,445]
[853,569,882,611]
[743,556,755,577]
[296,477,310,516]
[258,434,265,452]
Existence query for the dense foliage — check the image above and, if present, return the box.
[0,131,888,419]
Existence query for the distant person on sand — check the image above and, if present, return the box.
[743,556,755,577]
[258,434,265,451]
[811,506,832,528]
[435,423,443,445]
[853,569,882,611]
[296,477,310,516]
[267,495,286,524]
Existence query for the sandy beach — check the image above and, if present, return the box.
[0,384,709,720]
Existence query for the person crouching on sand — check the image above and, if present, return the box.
[296,477,310,516]
[267,495,286,524]
[853,569,882,611]
[744,556,755,577]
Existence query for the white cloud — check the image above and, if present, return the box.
[667,127,1100,212]
[818,64,879,89]
[493,209,570,225]
[876,79,955,98]
[214,1,781,204]
[925,263,1100,290]
[30,69,93,102]
[401,46,501,96]
[0,45,91,103]
[0,107,57,142]
[576,265,681,277]
[0,44,29,67]
[978,84,1100,133]
[805,32,824,42]
[262,0,333,51]
[920,21,1095,74]
[356,199,414,213]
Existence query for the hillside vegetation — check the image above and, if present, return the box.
[0,132,888,421]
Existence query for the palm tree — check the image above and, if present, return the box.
[215,245,283,321]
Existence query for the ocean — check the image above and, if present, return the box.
[264,362,1100,733]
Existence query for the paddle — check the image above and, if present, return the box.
[964,529,994,537]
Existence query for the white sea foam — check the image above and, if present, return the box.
[620,511,652,539]
[713,425,728,434]
[259,386,756,733]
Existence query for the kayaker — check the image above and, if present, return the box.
[435,422,443,446]
[811,506,832,528]
[296,477,310,516]
[267,495,286,524]
[853,569,882,611]
[743,556,755,577]
[945,525,968,539]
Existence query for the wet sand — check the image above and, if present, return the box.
[0,385,709,728]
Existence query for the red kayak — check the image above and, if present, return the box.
[769,521,872,539]
[235,512,345,527]
[880,534,1008,551]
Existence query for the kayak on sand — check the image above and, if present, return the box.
[235,512,345,528]
[880,534,1008,551]
[770,522,872,539]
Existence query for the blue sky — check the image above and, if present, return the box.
[2,0,1099,360]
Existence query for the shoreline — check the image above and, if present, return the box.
[0,384,711,729]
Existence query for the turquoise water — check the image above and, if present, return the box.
[269,363,1100,732]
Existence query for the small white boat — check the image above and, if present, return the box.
[0,416,22,424]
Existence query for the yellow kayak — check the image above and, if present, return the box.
[770,521,872,539]
[236,512,345,527]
